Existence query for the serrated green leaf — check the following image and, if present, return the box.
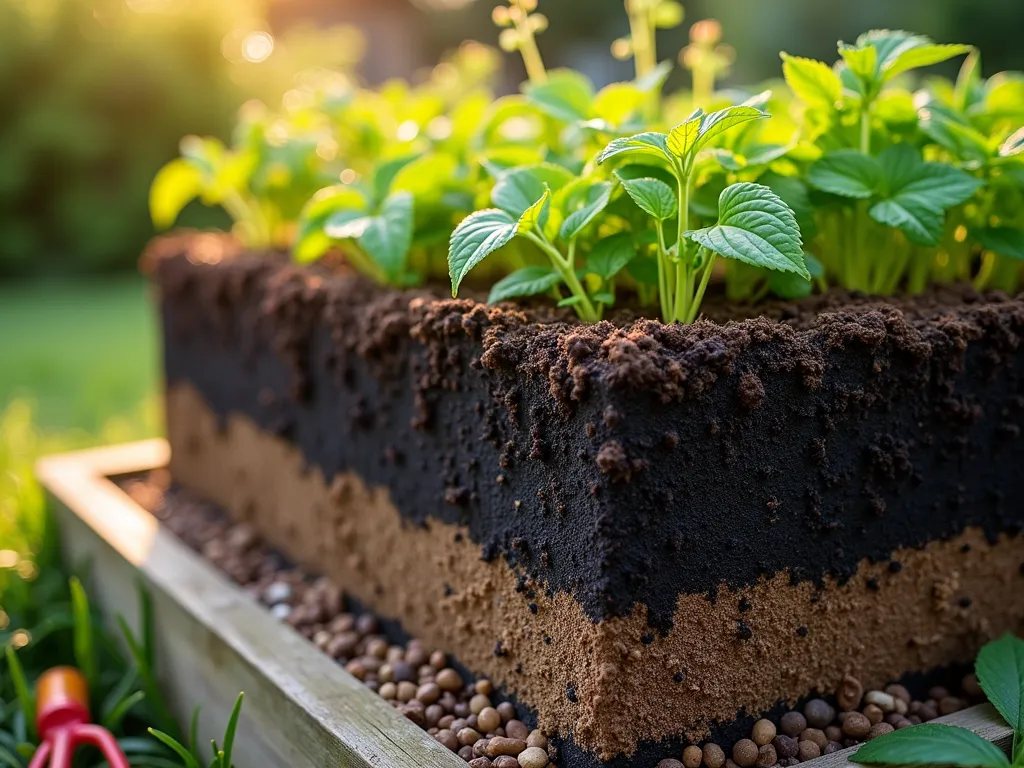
[884,43,973,81]
[975,227,1024,261]
[762,173,817,239]
[149,158,202,229]
[839,43,879,82]
[1000,127,1024,157]
[448,209,518,296]
[492,164,576,217]
[668,106,768,163]
[618,176,677,220]
[488,267,562,303]
[597,132,672,165]
[667,113,703,160]
[517,187,551,235]
[523,69,595,123]
[781,53,843,109]
[686,182,807,277]
[586,233,637,279]
[851,723,1009,767]
[976,633,1024,736]
[856,30,929,70]
[560,181,614,241]
[807,150,883,198]
[373,155,420,202]
[868,144,981,245]
[328,192,414,281]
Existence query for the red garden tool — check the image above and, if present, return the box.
[28,666,129,768]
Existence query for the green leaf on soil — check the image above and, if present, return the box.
[586,233,637,279]
[559,181,615,241]
[851,723,1010,768]
[488,266,562,303]
[685,182,807,277]
[807,150,882,199]
[448,209,519,296]
[975,633,1024,736]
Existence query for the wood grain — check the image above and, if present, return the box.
[36,439,463,768]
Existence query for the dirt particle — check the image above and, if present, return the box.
[738,372,765,410]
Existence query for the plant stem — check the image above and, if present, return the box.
[692,68,714,108]
[973,251,996,291]
[626,0,656,80]
[860,99,873,155]
[685,251,717,323]
[656,223,671,322]
[515,15,548,84]
[527,232,598,321]
[673,167,692,322]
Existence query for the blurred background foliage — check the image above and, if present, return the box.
[0,0,1021,279]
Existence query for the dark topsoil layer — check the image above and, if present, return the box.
[148,233,1024,630]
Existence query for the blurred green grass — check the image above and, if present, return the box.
[0,276,160,562]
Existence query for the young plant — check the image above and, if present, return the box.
[448,163,614,322]
[852,633,1024,768]
[597,105,807,322]
[149,693,245,768]
[493,0,549,84]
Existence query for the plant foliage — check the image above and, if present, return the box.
[152,2,1024,323]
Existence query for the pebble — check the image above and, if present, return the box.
[471,694,492,714]
[437,668,464,691]
[527,731,548,750]
[732,739,758,768]
[771,735,797,759]
[864,690,896,712]
[518,747,548,768]
[863,703,884,725]
[478,707,502,734]
[269,603,291,621]
[755,744,776,767]
[797,740,820,761]
[657,761,683,768]
[506,720,530,741]
[750,719,775,747]
[885,684,911,703]
[487,737,527,758]
[842,712,871,738]
[867,722,895,740]
[493,758,519,768]
[682,745,702,767]
[804,698,835,729]
[800,728,826,750]
[779,711,806,737]
[469,758,492,768]
[702,743,726,768]
[838,674,864,711]
[264,581,292,604]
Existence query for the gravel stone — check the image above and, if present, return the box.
[803,699,835,729]
[487,737,527,758]
[755,744,776,767]
[842,712,871,739]
[702,743,726,768]
[864,690,896,712]
[518,747,549,768]
[867,723,895,740]
[751,719,775,747]
[732,739,758,768]
[779,711,807,738]
[797,740,820,761]
[682,745,702,767]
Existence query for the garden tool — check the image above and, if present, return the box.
[28,666,129,768]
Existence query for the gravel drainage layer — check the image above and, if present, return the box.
[121,472,993,768]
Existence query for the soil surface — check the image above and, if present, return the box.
[149,233,1024,631]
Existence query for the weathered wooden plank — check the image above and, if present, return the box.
[36,440,463,768]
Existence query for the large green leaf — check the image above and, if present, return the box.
[618,176,677,221]
[781,53,843,110]
[448,209,519,296]
[807,150,883,199]
[585,233,636,279]
[975,227,1024,261]
[856,29,928,71]
[353,192,415,280]
[523,69,595,123]
[839,44,879,82]
[868,144,981,245]
[560,181,615,241]
[294,185,369,263]
[884,43,973,81]
[492,164,575,218]
[685,182,807,277]
[488,266,562,303]
[324,192,414,280]
[597,132,672,165]
[851,723,1009,768]
[976,633,1024,735]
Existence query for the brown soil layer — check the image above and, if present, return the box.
[148,233,1024,631]
[168,383,1024,762]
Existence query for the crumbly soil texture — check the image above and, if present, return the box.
[147,232,1024,765]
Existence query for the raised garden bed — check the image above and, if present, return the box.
[143,231,1024,767]
[34,440,1016,768]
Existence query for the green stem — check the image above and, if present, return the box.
[526,232,598,322]
[626,1,656,80]
[860,98,873,154]
[516,17,547,84]
[693,68,714,108]
[656,223,671,322]
[685,251,717,323]
[973,251,996,291]
[673,166,692,323]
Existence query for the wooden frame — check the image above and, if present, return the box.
[36,440,1013,768]
[36,439,463,768]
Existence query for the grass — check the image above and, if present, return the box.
[0,275,160,437]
